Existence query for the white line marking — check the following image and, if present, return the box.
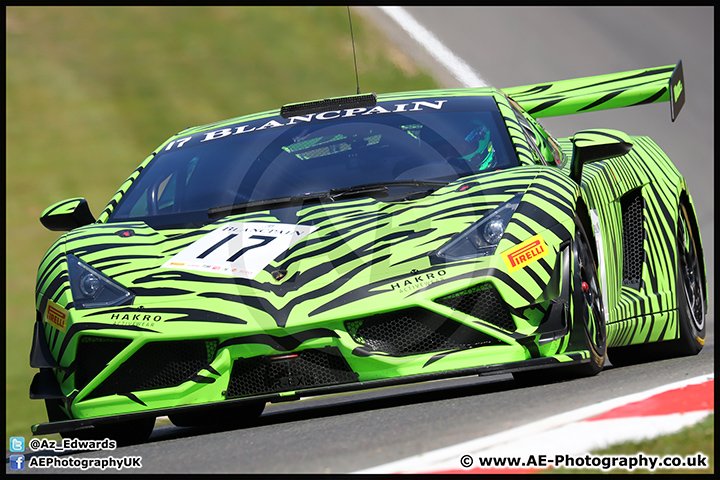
[378,6,490,88]
[355,373,714,474]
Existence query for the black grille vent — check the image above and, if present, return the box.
[435,283,516,332]
[86,339,218,399]
[621,190,644,288]
[75,336,131,391]
[226,347,357,399]
[345,307,501,356]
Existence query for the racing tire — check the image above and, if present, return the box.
[668,201,705,354]
[568,216,607,376]
[168,401,266,428]
[608,200,705,366]
[513,217,606,384]
[45,399,155,446]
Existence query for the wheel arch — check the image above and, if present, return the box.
[678,189,708,313]
[574,195,597,265]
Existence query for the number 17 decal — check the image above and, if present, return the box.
[162,222,317,279]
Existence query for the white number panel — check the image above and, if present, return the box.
[162,222,317,279]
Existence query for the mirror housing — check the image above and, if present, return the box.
[570,129,633,185]
[40,198,96,231]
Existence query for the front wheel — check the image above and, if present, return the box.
[513,217,606,384]
[566,217,606,376]
[169,401,266,428]
[45,399,155,446]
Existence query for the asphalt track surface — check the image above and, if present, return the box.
[12,7,713,474]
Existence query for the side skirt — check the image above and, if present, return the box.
[606,310,678,348]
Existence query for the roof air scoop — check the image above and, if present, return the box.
[280,93,377,118]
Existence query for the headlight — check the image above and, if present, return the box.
[66,254,134,309]
[433,193,522,261]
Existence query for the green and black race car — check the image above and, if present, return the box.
[31,60,706,444]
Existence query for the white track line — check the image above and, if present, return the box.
[378,6,490,88]
[355,373,714,474]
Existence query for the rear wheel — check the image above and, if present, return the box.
[669,201,705,354]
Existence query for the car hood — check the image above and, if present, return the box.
[55,167,577,327]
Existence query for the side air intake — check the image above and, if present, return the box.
[621,189,645,289]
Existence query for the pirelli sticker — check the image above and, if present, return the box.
[45,300,68,333]
[502,235,549,274]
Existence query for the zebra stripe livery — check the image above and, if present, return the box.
[30,62,705,439]
[558,134,704,348]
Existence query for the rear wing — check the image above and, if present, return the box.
[502,60,685,121]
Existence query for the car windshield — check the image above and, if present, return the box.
[109,95,518,226]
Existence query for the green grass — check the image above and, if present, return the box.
[5,6,438,443]
[547,414,714,474]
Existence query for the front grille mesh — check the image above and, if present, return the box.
[226,347,357,399]
[85,339,218,399]
[435,283,516,332]
[75,336,131,391]
[346,307,501,356]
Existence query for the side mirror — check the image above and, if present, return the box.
[570,129,633,185]
[40,198,96,231]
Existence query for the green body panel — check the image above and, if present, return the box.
[557,134,697,347]
[31,64,704,432]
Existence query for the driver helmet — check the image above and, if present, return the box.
[460,122,495,170]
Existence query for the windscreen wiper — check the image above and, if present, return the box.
[208,180,447,219]
[329,180,447,201]
[208,192,328,219]
[330,180,446,195]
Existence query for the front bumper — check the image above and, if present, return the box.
[31,226,580,435]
